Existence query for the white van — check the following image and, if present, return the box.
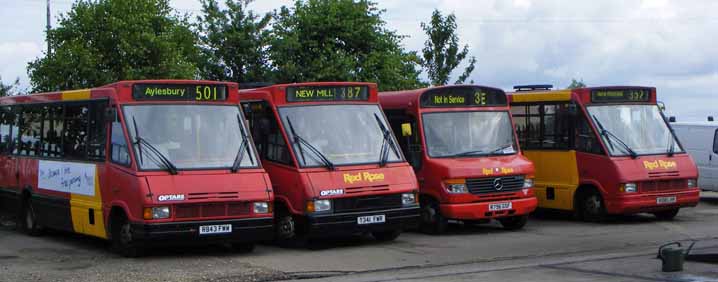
[671,121,718,191]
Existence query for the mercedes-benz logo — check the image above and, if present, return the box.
[493,178,504,191]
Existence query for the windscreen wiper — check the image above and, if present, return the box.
[286,116,335,170]
[231,114,255,173]
[373,113,401,167]
[488,143,515,155]
[592,115,638,159]
[449,150,486,157]
[132,116,178,175]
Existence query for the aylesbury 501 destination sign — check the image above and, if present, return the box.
[133,84,228,101]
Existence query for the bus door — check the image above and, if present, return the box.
[240,101,301,211]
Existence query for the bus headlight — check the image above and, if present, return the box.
[307,199,332,213]
[445,179,468,194]
[144,206,170,219]
[523,178,534,188]
[253,202,271,214]
[402,192,418,205]
[687,179,697,188]
[621,183,637,193]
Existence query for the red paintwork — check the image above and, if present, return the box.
[0,80,272,231]
[380,85,538,220]
[508,86,700,214]
[239,82,418,215]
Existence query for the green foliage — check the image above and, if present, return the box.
[196,0,273,83]
[567,78,587,89]
[269,0,426,91]
[0,76,21,97]
[27,0,200,92]
[420,9,476,86]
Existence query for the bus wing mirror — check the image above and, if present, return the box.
[104,107,118,122]
[401,123,412,137]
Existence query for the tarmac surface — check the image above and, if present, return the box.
[1,192,718,282]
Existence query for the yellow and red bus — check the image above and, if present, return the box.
[239,82,420,243]
[508,85,700,221]
[0,80,273,256]
[380,85,537,233]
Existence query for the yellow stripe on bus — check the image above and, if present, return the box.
[62,89,91,101]
[523,150,579,211]
[511,90,572,103]
[70,171,107,239]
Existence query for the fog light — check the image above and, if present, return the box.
[523,178,534,188]
[622,183,637,193]
[402,192,417,205]
[687,179,697,188]
[253,202,270,214]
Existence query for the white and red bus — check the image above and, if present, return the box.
[0,80,273,256]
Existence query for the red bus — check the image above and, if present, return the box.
[508,85,700,220]
[239,82,419,243]
[379,85,537,233]
[0,80,273,256]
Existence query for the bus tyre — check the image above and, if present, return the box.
[420,201,447,234]
[231,243,255,253]
[499,215,528,231]
[111,216,143,258]
[372,230,401,242]
[19,197,43,236]
[580,190,606,222]
[653,208,679,220]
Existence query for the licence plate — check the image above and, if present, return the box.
[657,196,677,204]
[357,215,386,225]
[489,202,513,211]
[199,224,232,235]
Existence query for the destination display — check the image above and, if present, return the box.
[420,87,507,107]
[591,89,650,103]
[132,84,228,101]
[286,86,369,102]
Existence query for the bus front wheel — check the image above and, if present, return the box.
[111,215,143,257]
[653,208,679,220]
[579,190,606,222]
[420,201,447,234]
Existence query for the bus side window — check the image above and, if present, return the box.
[110,117,130,166]
[18,105,42,156]
[713,129,718,154]
[384,110,421,170]
[575,109,604,155]
[87,101,108,160]
[0,106,16,154]
[512,103,571,150]
[64,103,89,159]
[41,105,64,158]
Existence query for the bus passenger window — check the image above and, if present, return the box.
[111,121,130,166]
[18,105,42,156]
[713,129,718,154]
[41,105,64,158]
[575,112,604,155]
[64,104,89,159]
[242,101,293,165]
[0,106,17,153]
[87,101,108,160]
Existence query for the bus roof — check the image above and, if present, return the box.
[379,84,506,110]
[508,85,656,104]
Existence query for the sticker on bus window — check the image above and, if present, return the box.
[38,160,96,196]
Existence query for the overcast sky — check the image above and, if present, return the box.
[0,0,716,121]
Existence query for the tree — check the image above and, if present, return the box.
[270,0,426,91]
[420,9,476,86]
[567,78,586,89]
[0,76,21,97]
[196,0,273,83]
[27,0,200,92]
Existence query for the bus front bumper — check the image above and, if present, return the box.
[440,196,538,220]
[130,217,273,245]
[605,189,700,214]
[306,206,420,237]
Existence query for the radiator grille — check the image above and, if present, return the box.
[174,202,251,219]
[466,175,525,195]
[640,179,686,192]
[333,194,403,213]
